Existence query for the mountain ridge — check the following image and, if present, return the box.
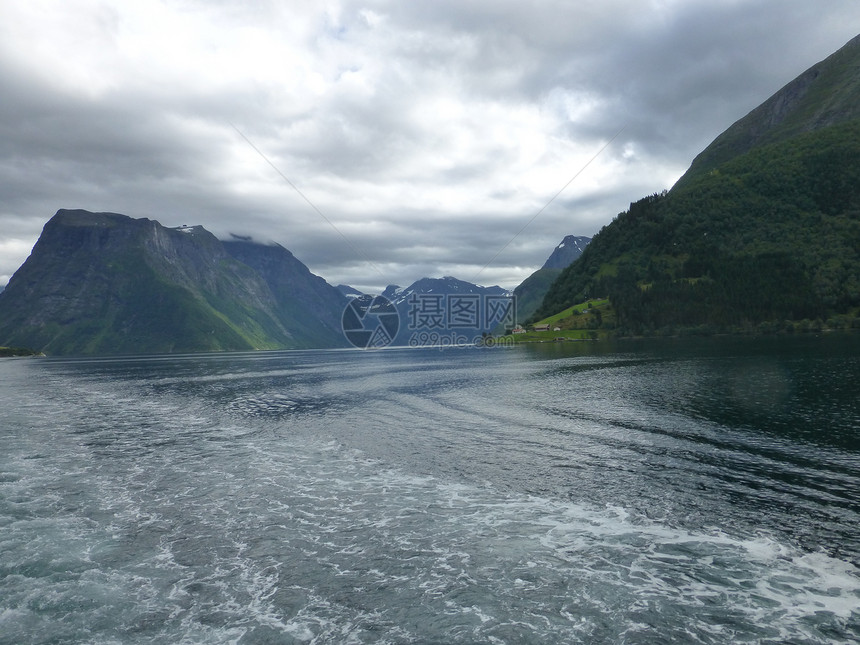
[541,235,592,270]
[0,209,349,354]
[677,34,860,186]
[513,234,591,322]
[534,35,860,333]
[223,238,347,348]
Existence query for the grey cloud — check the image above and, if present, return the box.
[1,1,859,292]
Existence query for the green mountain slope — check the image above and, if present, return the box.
[535,35,860,334]
[0,210,349,354]
[513,268,562,323]
[512,235,590,323]
[223,239,348,348]
[680,34,860,186]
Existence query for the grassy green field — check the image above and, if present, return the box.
[496,298,614,343]
[534,299,610,326]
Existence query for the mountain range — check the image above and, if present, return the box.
[4,36,858,352]
[0,210,561,354]
[336,234,591,341]
[344,276,512,347]
[533,34,860,334]
[0,210,348,354]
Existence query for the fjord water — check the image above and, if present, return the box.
[1,336,858,644]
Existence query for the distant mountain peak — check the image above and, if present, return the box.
[381,284,403,300]
[392,276,510,301]
[541,235,592,270]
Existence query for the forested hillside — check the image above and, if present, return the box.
[534,36,860,335]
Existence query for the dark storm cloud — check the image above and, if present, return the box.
[1,0,858,291]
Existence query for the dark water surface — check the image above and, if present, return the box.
[1,335,859,643]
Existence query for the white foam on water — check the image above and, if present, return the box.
[3,353,859,645]
[158,439,851,644]
[4,426,858,645]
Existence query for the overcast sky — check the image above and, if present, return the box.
[1,1,858,292]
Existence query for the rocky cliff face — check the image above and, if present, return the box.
[541,235,591,270]
[223,238,348,348]
[0,209,349,354]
